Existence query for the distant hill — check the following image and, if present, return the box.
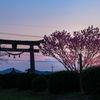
[0,68,23,74]
[0,68,52,75]
[35,70,52,75]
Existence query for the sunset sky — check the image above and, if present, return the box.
[0,0,100,72]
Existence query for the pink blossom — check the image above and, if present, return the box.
[39,26,100,71]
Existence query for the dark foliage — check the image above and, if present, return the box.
[32,76,47,92]
[48,71,80,94]
[0,74,3,87]
[41,74,52,80]
[82,66,100,94]
[16,73,39,90]
[1,73,19,88]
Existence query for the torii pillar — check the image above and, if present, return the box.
[30,44,35,72]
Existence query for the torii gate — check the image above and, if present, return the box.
[0,39,41,73]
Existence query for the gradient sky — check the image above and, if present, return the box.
[0,0,100,71]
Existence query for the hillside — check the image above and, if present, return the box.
[0,68,52,75]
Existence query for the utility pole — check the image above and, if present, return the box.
[51,65,54,73]
[0,44,1,56]
[79,53,82,92]
[0,44,1,72]
[0,63,1,72]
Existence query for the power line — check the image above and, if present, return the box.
[0,23,66,28]
[0,32,43,38]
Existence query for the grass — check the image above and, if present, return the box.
[0,94,37,100]
[0,88,99,100]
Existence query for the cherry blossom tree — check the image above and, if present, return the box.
[0,45,8,62]
[0,53,7,62]
[39,26,100,71]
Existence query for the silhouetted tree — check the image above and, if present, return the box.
[0,45,8,62]
[39,26,100,71]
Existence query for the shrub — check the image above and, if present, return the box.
[16,73,39,90]
[82,66,100,94]
[32,76,47,92]
[41,74,52,87]
[1,73,19,88]
[48,71,80,94]
[41,74,51,80]
[0,74,3,87]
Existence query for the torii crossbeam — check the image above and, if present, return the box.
[0,39,41,73]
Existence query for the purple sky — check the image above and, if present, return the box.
[0,0,100,71]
